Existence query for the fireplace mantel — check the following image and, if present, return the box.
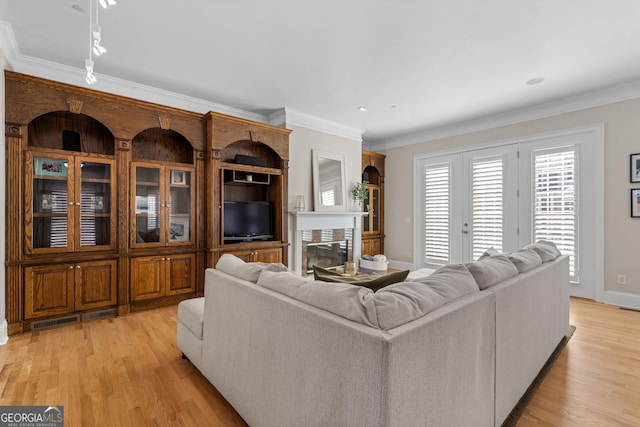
[291,211,365,275]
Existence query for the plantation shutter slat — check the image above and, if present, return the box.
[534,148,577,278]
[424,164,451,265]
[471,157,503,261]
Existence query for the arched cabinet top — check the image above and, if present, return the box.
[206,111,291,162]
[132,127,194,164]
[5,71,205,150]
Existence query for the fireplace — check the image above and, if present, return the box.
[303,229,352,274]
[291,211,364,276]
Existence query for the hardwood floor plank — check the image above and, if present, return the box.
[0,298,638,426]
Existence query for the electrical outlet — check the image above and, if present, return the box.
[617,274,627,285]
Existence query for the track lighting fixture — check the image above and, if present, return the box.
[99,0,116,9]
[85,59,96,85]
[84,0,116,85]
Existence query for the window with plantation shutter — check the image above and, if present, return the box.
[423,163,451,265]
[533,147,577,279]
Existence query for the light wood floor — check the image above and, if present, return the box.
[0,298,638,427]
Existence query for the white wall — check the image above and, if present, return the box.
[1,49,8,344]
[382,97,640,306]
[286,124,362,262]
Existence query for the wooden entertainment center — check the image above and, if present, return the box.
[4,71,291,335]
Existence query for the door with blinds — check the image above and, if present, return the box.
[418,145,518,267]
[417,126,601,299]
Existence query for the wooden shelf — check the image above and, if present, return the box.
[221,162,282,176]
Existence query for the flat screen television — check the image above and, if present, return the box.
[224,201,274,242]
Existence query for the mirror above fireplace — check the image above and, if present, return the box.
[312,149,346,211]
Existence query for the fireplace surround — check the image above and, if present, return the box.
[291,212,364,276]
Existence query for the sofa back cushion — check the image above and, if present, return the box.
[257,269,378,327]
[466,255,519,290]
[257,264,479,331]
[216,254,288,283]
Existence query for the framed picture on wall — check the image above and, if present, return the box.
[631,153,640,183]
[170,170,186,185]
[631,189,640,217]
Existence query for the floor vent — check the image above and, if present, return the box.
[32,315,80,330]
[82,308,117,321]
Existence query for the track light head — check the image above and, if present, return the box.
[93,40,107,56]
[99,0,116,9]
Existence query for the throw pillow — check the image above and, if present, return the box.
[524,240,562,262]
[313,265,410,292]
[137,228,159,243]
[478,247,501,260]
[507,248,543,273]
[466,255,519,290]
[216,253,288,283]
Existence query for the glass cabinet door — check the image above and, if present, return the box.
[30,155,72,251]
[362,184,381,235]
[134,165,163,245]
[168,169,191,244]
[78,159,114,249]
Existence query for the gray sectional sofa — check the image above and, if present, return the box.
[177,243,569,427]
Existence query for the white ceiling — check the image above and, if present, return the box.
[2,0,640,145]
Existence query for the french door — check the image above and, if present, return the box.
[416,126,601,299]
[419,145,518,266]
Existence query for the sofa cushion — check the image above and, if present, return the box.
[312,266,410,292]
[216,253,288,283]
[507,248,543,273]
[257,269,377,327]
[178,297,205,339]
[524,240,562,262]
[466,255,519,290]
[259,265,480,331]
[407,263,480,298]
[373,264,479,330]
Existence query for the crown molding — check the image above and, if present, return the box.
[368,78,640,150]
[282,108,363,142]
[0,21,18,67]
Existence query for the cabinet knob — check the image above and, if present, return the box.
[166,257,170,261]
[76,265,81,269]
[68,266,74,269]
[76,202,81,206]
[161,257,166,261]
[68,202,74,206]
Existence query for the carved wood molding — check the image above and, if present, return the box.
[158,116,172,130]
[67,99,84,114]
[212,150,221,160]
[196,151,206,161]
[5,122,22,138]
[117,139,131,151]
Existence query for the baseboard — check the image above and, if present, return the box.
[387,259,414,271]
[0,318,8,346]
[603,291,640,310]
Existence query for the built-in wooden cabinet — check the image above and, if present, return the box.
[226,247,283,263]
[5,72,289,335]
[206,112,291,267]
[130,253,195,302]
[24,259,116,319]
[362,150,386,256]
[131,162,194,248]
[26,151,116,254]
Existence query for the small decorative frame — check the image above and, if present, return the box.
[41,194,54,210]
[170,170,186,185]
[631,153,640,183]
[34,157,68,177]
[135,196,149,214]
[169,217,190,242]
[632,189,640,218]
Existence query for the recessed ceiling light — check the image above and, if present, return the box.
[526,77,545,85]
[71,4,85,12]
[358,106,368,112]
[390,105,397,109]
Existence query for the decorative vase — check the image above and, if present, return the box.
[295,195,305,211]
